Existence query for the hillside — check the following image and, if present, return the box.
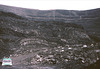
[0,5,100,69]
[0,5,100,35]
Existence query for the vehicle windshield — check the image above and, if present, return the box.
[3,60,11,62]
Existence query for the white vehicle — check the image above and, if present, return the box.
[2,57,12,66]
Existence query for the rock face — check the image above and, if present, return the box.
[0,5,100,69]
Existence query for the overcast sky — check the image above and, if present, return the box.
[0,0,100,10]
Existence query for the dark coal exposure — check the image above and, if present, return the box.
[0,1,100,69]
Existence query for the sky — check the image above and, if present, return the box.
[0,0,100,10]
